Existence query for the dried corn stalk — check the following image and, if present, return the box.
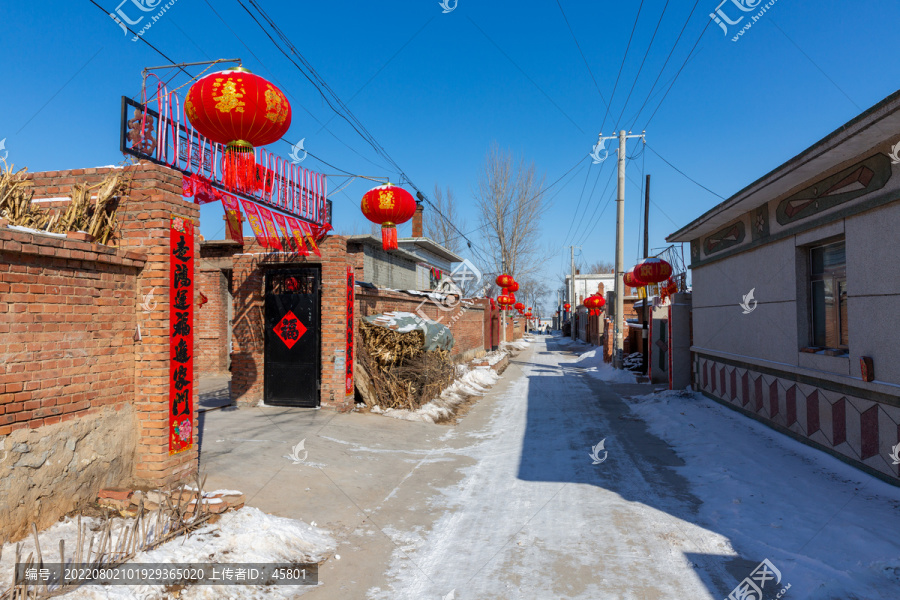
[0,160,131,245]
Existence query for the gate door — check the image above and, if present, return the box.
[264,268,320,407]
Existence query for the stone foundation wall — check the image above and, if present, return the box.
[0,404,137,543]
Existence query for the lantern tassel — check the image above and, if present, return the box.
[224,142,258,193]
[381,224,398,250]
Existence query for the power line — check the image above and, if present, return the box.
[554,0,609,110]
[572,163,617,247]
[202,0,393,173]
[642,17,713,130]
[599,0,646,135]
[628,0,702,130]
[561,161,595,247]
[611,0,671,130]
[645,143,725,199]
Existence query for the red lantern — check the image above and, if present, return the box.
[623,270,647,288]
[496,274,514,289]
[497,294,515,309]
[514,302,524,311]
[563,303,571,311]
[633,257,673,284]
[360,184,418,250]
[584,295,607,316]
[508,281,519,294]
[185,67,292,193]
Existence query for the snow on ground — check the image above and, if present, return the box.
[368,335,740,599]
[625,388,900,599]
[0,508,335,600]
[374,365,500,424]
[567,348,636,383]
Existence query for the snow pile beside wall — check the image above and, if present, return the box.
[373,365,500,424]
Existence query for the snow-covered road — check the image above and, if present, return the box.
[368,335,900,600]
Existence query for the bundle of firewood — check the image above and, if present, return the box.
[0,161,130,245]
[360,319,424,366]
[356,320,458,411]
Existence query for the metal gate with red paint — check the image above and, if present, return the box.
[264,267,320,407]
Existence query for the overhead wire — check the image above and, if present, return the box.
[645,144,725,199]
[641,18,713,129]
[554,0,609,110]
[627,0,702,130]
[599,0,646,135]
[610,0,671,131]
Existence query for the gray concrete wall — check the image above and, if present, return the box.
[363,245,418,290]
[845,201,900,384]
[692,201,900,387]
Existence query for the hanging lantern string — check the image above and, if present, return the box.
[168,59,241,95]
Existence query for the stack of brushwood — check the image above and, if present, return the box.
[0,162,130,245]
[356,320,458,411]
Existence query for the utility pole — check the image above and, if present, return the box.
[643,174,650,376]
[570,245,576,340]
[597,130,646,368]
[557,289,561,330]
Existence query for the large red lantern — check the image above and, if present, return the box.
[508,281,519,294]
[633,257,673,284]
[514,302,524,311]
[563,303,571,311]
[185,67,291,193]
[496,274,514,289]
[497,294,515,310]
[623,270,647,288]
[361,184,418,250]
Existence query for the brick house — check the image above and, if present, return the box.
[667,90,900,483]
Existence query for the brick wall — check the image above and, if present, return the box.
[0,229,145,433]
[355,288,486,362]
[0,161,202,540]
[24,162,200,486]
[196,268,230,376]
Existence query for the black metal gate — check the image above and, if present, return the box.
[264,268,320,407]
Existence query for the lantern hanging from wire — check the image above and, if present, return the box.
[633,257,673,285]
[623,270,647,288]
[360,184,418,250]
[185,67,292,193]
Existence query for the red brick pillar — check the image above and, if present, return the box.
[117,163,200,486]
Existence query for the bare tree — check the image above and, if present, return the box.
[587,260,615,274]
[474,143,545,282]
[425,185,465,254]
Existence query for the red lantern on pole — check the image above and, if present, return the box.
[508,281,519,294]
[633,257,673,284]
[496,274,514,290]
[185,67,292,193]
[514,302,524,312]
[563,303,571,311]
[360,184,418,250]
[585,295,607,316]
[497,294,515,310]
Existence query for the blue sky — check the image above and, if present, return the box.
[3,0,900,297]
